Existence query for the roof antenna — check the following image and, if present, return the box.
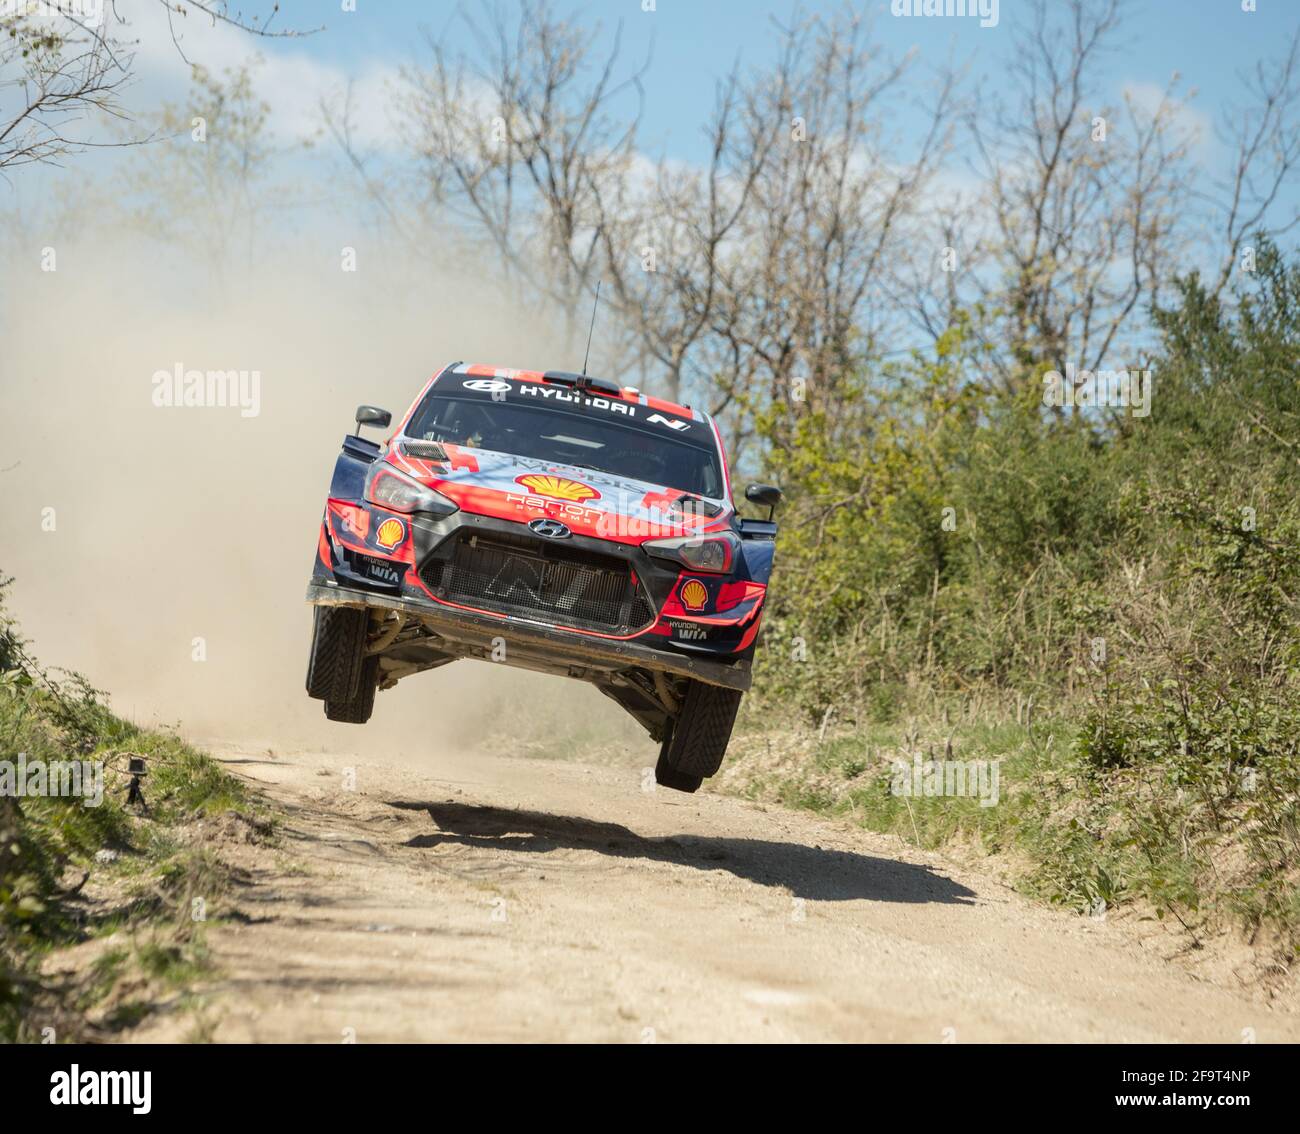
[581,279,602,376]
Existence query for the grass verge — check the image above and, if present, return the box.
[1,577,269,1041]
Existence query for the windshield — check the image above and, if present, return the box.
[406,393,725,498]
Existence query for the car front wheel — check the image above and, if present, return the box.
[306,605,379,724]
[654,679,743,793]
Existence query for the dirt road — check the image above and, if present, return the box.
[134,744,1300,1043]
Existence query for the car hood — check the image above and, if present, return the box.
[384,442,733,543]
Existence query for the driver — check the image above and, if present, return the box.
[425,402,492,448]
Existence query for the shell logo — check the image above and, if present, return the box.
[514,474,600,503]
[375,517,406,550]
[679,579,709,611]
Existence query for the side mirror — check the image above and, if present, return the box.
[355,405,392,435]
[745,482,783,520]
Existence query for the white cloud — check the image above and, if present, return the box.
[1121,80,1214,158]
[114,0,403,150]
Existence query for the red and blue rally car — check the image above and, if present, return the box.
[305,362,780,792]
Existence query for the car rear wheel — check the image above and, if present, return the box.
[654,679,743,793]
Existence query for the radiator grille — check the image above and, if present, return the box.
[420,532,653,633]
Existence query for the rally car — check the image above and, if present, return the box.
[304,362,780,792]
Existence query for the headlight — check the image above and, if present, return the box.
[365,464,459,517]
[643,530,739,574]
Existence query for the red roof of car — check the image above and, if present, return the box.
[445,362,702,422]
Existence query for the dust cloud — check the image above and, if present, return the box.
[0,226,649,766]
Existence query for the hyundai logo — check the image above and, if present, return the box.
[528,518,571,539]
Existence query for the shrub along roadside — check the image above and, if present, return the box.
[742,244,1300,969]
[0,577,264,1041]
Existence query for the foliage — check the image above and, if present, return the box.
[749,241,1300,957]
[0,579,254,1040]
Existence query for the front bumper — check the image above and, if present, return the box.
[306,579,753,691]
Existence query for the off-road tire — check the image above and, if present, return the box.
[654,679,743,791]
[324,654,379,723]
[653,750,703,793]
[306,605,371,702]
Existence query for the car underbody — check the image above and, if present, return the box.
[306,579,751,745]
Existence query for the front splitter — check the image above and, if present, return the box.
[305,580,752,691]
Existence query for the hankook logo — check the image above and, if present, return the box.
[528,518,572,539]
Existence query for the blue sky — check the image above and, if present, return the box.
[11,0,1300,241]
[242,0,1296,166]
[0,0,1289,190]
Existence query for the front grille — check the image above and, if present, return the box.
[420,531,653,633]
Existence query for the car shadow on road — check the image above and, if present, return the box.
[388,799,976,904]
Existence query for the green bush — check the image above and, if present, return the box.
[0,577,253,1040]
[744,241,1300,954]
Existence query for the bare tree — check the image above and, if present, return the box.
[395,0,649,352]
[950,0,1300,395]
[694,9,955,450]
[1204,25,1300,296]
[332,2,956,471]
[114,60,285,279]
[0,1,315,176]
[0,11,130,171]
[966,0,1196,387]
[591,67,772,404]
[333,0,1300,462]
